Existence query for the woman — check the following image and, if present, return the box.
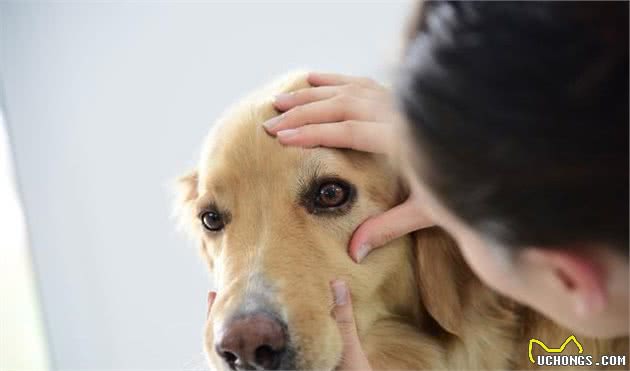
[236,2,629,369]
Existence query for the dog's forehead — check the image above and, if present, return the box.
[197,120,353,199]
[199,114,299,186]
[195,72,388,193]
[199,125,351,192]
[198,74,310,180]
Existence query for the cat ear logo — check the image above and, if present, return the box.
[528,335,584,364]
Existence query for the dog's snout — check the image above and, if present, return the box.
[216,312,288,370]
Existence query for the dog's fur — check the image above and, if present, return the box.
[176,72,628,370]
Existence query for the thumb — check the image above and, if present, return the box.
[349,195,434,263]
[330,280,371,371]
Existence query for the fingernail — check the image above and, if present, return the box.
[274,93,293,103]
[332,280,348,306]
[355,243,371,263]
[277,128,299,139]
[263,115,282,130]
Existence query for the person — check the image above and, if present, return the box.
[261,1,628,369]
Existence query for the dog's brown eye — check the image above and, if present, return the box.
[201,211,225,231]
[315,182,349,208]
[300,177,356,216]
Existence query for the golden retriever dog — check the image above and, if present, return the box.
[175,72,628,370]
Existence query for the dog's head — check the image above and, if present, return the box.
[175,72,428,370]
[174,72,627,369]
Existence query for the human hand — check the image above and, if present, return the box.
[330,280,372,371]
[264,72,434,262]
[264,72,399,153]
[206,284,372,371]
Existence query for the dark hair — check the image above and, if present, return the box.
[397,1,628,253]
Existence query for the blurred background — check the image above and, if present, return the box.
[0,1,412,370]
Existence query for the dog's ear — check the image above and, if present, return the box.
[414,226,474,337]
[173,170,214,271]
[173,169,199,236]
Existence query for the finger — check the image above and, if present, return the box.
[349,198,435,263]
[308,72,381,90]
[273,86,338,112]
[330,280,372,371]
[264,96,376,134]
[276,121,395,154]
[274,85,380,113]
[207,291,216,318]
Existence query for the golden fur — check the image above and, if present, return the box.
[176,72,628,370]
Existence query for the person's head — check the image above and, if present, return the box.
[396,1,628,337]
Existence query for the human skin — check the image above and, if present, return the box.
[262,72,630,370]
[264,72,434,263]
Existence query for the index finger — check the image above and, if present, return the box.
[308,72,381,89]
[277,121,397,154]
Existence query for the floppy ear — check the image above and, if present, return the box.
[173,169,199,237]
[413,226,474,338]
[173,169,214,271]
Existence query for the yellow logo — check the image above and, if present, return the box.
[528,335,584,364]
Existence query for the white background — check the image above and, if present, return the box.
[1,1,412,370]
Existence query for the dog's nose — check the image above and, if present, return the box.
[215,312,287,370]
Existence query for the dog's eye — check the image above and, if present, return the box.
[301,177,356,216]
[201,211,225,231]
[315,182,348,208]
[314,182,350,209]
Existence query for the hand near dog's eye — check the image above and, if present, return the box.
[265,72,435,262]
[317,182,348,208]
[349,185,434,263]
[264,72,400,154]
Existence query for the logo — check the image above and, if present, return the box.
[528,335,583,364]
[529,335,627,367]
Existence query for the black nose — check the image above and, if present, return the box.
[215,312,288,370]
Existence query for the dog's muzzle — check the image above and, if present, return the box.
[215,311,295,370]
